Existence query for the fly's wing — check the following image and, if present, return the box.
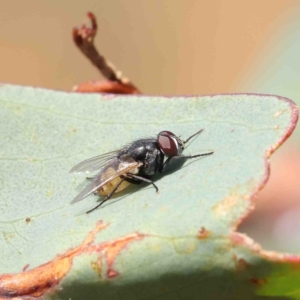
[70,157,142,204]
[70,150,120,174]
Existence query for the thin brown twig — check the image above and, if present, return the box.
[73,12,140,94]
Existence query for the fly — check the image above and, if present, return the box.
[70,129,213,213]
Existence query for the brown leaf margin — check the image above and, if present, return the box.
[0,222,145,299]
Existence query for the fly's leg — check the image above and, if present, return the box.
[126,174,159,193]
[160,151,214,172]
[123,177,143,185]
[183,129,203,143]
[86,177,126,214]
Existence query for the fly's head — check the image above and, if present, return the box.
[157,131,184,157]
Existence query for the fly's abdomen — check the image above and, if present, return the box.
[97,167,130,196]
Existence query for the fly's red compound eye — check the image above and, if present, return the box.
[157,131,179,156]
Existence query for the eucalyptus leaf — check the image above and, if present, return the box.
[0,85,298,299]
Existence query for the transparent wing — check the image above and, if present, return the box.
[70,150,120,174]
[70,157,142,204]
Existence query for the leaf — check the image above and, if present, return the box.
[0,85,298,300]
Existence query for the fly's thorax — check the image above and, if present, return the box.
[118,155,142,175]
[124,139,158,161]
[118,155,136,165]
[119,139,162,176]
[139,148,163,176]
[127,166,140,175]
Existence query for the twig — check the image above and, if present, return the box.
[73,12,140,94]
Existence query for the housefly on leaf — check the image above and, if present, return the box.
[70,129,213,213]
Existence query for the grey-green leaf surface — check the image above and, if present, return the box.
[0,85,298,300]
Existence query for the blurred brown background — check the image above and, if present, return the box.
[1,1,299,252]
[0,1,295,94]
